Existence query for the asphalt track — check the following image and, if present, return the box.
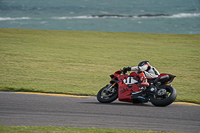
[0,92,199,133]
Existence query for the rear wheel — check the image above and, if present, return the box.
[150,85,177,107]
[97,84,118,103]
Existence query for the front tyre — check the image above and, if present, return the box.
[150,85,177,107]
[97,84,118,103]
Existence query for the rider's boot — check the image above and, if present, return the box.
[138,72,149,87]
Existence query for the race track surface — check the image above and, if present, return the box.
[0,92,199,133]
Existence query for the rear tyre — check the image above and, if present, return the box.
[97,84,118,103]
[150,85,177,107]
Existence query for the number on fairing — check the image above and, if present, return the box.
[123,77,138,84]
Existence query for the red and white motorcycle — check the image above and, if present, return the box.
[97,69,177,106]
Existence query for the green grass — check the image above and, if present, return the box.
[0,28,200,103]
[0,126,185,133]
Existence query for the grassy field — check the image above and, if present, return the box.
[0,28,200,103]
[0,126,185,133]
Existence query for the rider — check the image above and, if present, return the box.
[123,61,160,88]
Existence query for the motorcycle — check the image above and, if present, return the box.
[97,69,177,106]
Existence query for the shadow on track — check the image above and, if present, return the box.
[79,101,154,107]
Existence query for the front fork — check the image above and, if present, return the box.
[111,82,116,87]
[107,83,116,93]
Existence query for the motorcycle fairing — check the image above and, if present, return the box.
[116,73,141,103]
[118,83,141,103]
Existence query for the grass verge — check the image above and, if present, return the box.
[0,125,185,133]
[0,28,199,103]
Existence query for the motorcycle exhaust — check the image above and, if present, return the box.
[160,75,169,80]
[154,75,169,83]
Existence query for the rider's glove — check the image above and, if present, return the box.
[127,66,131,71]
[123,66,131,74]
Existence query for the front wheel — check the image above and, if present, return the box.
[97,84,118,103]
[150,85,177,107]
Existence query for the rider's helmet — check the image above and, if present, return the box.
[138,61,150,67]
